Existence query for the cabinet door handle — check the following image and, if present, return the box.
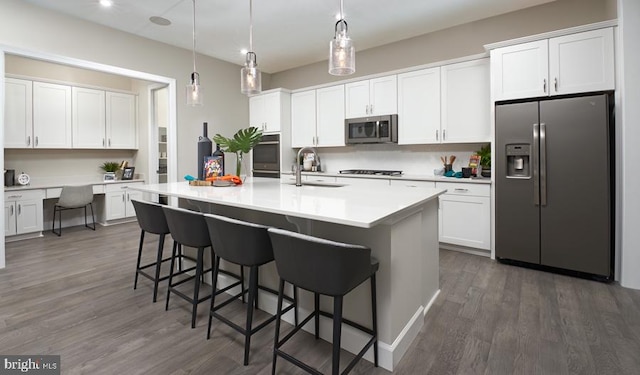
[10,205,14,216]
[122,195,125,202]
[27,136,31,146]
[442,129,446,141]
[543,79,547,93]
[35,136,39,147]
[370,104,374,114]
[436,130,439,141]
[17,204,21,215]
[108,139,111,147]
[103,139,105,147]
[554,77,558,92]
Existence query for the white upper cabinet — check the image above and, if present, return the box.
[491,40,548,101]
[291,90,316,148]
[345,75,397,118]
[441,58,490,143]
[491,28,614,101]
[4,78,33,148]
[250,90,290,133]
[397,67,441,144]
[549,28,615,95]
[72,87,106,148]
[291,86,345,148]
[33,81,72,148]
[315,85,345,147]
[106,91,137,149]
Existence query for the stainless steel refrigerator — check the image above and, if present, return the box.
[495,93,613,279]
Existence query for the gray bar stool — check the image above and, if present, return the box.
[268,228,379,375]
[162,206,215,328]
[162,206,244,329]
[131,199,172,303]
[204,214,297,366]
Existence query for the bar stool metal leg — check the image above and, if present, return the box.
[134,229,145,290]
[331,296,343,375]
[152,234,166,303]
[165,241,179,311]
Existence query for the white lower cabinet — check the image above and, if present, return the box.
[436,182,490,250]
[4,190,45,236]
[104,182,143,220]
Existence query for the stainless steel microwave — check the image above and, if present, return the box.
[345,114,398,144]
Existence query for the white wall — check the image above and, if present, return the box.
[0,0,251,179]
[619,0,640,289]
[0,0,252,269]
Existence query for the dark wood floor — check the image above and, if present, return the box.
[2,222,640,375]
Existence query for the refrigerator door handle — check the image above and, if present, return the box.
[540,123,547,206]
[533,123,540,206]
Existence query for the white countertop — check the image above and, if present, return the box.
[283,171,492,184]
[129,178,446,228]
[4,178,145,192]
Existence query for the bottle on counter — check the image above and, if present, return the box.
[212,144,225,176]
[197,122,212,180]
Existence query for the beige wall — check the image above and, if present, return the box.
[0,0,250,181]
[270,0,617,90]
[5,55,134,92]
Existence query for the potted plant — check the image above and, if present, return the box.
[100,161,120,181]
[213,127,263,177]
[476,144,491,177]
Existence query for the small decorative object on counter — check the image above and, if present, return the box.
[476,144,491,178]
[197,122,213,181]
[16,172,30,186]
[100,161,120,181]
[212,144,225,175]
[122,167,135,180]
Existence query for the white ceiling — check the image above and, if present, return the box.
[23,0,556,73]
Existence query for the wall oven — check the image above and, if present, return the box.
[252,134,280,178]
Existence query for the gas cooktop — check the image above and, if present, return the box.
[339,169,403,176]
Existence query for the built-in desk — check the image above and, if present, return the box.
[4,179,144,241]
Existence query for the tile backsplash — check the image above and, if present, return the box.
[310,143,488,175]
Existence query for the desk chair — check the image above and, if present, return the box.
[52,185,95,236]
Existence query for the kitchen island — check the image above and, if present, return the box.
[129,178,445,371]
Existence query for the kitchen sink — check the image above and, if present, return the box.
[282,181,347,188]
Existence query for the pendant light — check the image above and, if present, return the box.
[240,0,261,95]
[329,0,355,75]
[186,0,203,106]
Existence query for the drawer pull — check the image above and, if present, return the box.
[454,188,469,192]
[7,195,22,199]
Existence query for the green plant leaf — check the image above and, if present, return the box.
[100,161,120,172]
[213,127,263,154]
[476,144,491,167]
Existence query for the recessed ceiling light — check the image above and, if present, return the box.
[99,0,113,7]
[150,16,171,26]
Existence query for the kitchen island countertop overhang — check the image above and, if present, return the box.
[129,178,446,228]
[128,177,446,371]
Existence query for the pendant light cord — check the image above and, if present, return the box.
[340,0,344,20]
[249,0,253,52]
[191,0,197,73]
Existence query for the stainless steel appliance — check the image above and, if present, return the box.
[495,93,614,280]
[345,114,398,144]
[339,169,402,176]
[252,134,280,178]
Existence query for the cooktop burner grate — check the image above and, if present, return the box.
[339,169,403,176]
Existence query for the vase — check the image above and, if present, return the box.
[235,153,249,181]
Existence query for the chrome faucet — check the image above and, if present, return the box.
[295,147,319,186]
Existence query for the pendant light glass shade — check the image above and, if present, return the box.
[329,19,355,75]
[241,0,261,95]
[186,72,203,106]
[186,0,203,106]
[329,0,354,76]
[241,52,262,95]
